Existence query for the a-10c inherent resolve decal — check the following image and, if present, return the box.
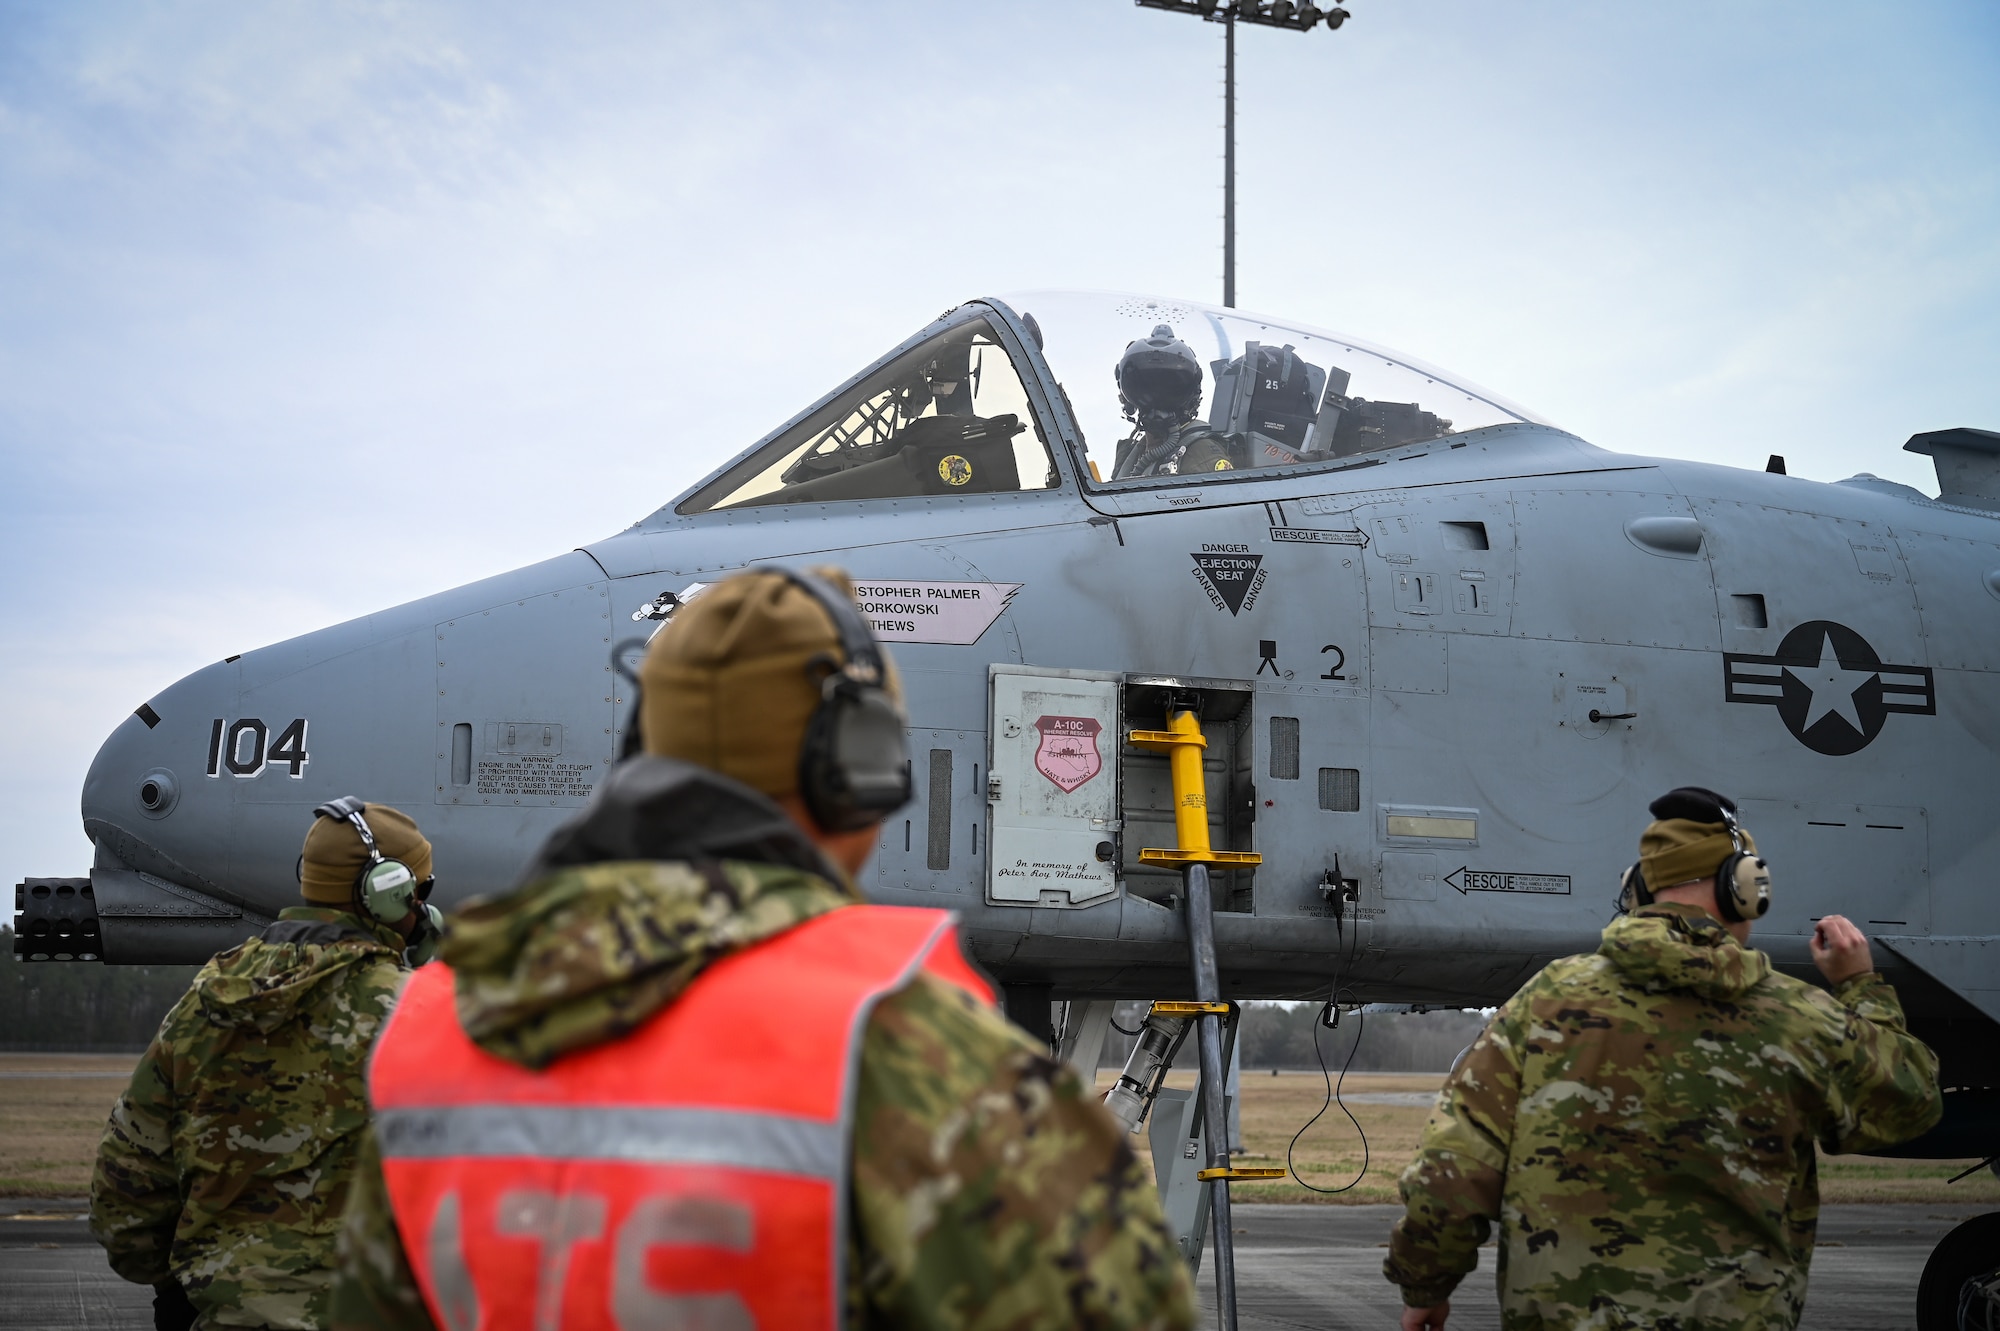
[206,718,310,778]
[1723,620,1935,757]
[1033,715,1103,793]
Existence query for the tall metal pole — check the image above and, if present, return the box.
[1138,0,1351,305]
[1184,862,1237,1329]
[1222,16,1236,309]
[1131,704,1269,1331]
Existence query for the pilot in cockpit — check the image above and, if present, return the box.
[1110,325,1238,478]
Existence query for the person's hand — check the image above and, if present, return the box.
[1812,915,1874,986]
[1400,1301,1449,1330]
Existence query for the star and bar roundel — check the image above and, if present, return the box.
[1723,620,1935,756]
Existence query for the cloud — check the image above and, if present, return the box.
[3,0,1997,896]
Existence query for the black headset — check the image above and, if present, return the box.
[1616,786,1773,922]
[613,568,912,833]
[312,797,435,927]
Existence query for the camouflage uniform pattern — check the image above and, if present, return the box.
[1167,425,1237,474]
[1112,422,1237,477]
[92,905,409,1329]
[1385,901,1942,1330]
[332,858,1197,1331]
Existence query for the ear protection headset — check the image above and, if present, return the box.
[312,797,444,961]
[610,568,912,833]
[1616,786,1773,922]
[757,566,913,832]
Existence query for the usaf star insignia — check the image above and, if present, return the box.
[1723,619,1934,756]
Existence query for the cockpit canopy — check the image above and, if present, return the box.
[677,291,1544,513]
[679,316,1060,513]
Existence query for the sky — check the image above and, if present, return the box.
[3,0,1998,896]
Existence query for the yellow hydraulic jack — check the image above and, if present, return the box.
[1131,703,1276,1330]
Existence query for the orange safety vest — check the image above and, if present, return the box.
[369,904,992,1331]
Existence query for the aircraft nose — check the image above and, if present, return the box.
[81,660,237,891]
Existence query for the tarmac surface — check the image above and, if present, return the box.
[2,1198,1989,1329]
[1183,1203,1994,1331]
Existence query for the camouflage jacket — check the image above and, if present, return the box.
[331,761,1195,1331]
[1385,902,1941,1330]
[91,906,410,1329]
[1112,421,1236,478]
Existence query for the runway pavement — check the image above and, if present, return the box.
[3,1198,1990,1329]
[1192,1203,1993,1331]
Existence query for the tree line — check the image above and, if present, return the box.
[1,928,1490,1067]
[0,929,200,1050]
[1092,1000,1489,1073]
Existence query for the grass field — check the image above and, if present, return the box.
[1109,1068,2000,1207]
[3,1054,1993,1206]
[0,1054,139,1198]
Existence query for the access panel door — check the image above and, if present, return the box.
[436,584,618,810]
[988,667,1121,907]
[1737,799,1929,936]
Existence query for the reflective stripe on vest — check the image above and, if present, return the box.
[369,904,991,1331]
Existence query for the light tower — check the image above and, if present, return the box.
[1136,0,1353,308]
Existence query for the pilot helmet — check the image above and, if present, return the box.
[1116,324,1204,427]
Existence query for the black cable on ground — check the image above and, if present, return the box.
[1286,993,1370,1194]
[1284,891,1370,1195]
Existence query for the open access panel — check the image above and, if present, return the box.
[987,666,1257,911]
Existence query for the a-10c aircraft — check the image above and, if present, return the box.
[19,289,2000,1311]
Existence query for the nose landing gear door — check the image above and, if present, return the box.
[987,666,1122,908]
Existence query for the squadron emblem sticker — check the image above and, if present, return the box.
[1033,715,1104,793]
[1191,545,1266,615]
[1723,620,1935,756]
[937,454,974,487]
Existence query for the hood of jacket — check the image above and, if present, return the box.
[1598,900,1771,999]
[193,906,405,1034]
[439,757,856,1069]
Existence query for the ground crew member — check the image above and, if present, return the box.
[1384,785,1941,1331]
[92,801,441,1331]
[331,567,1196,1331]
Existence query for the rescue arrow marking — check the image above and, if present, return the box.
[1446,867,1572,896]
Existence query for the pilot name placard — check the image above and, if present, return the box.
[853,580,1021,645]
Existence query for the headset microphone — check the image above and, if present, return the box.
[311,797,443,963]
[748,567,914,833]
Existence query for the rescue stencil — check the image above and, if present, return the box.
[1033,715,1103,792]
[1445,867,1573,896]
[852,580,1022,644]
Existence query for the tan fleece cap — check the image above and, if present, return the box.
[300,803,433,904]
[1640,818,1758,894]
[640,567,901,798]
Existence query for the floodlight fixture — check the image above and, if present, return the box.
[1137,0,1353,307]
